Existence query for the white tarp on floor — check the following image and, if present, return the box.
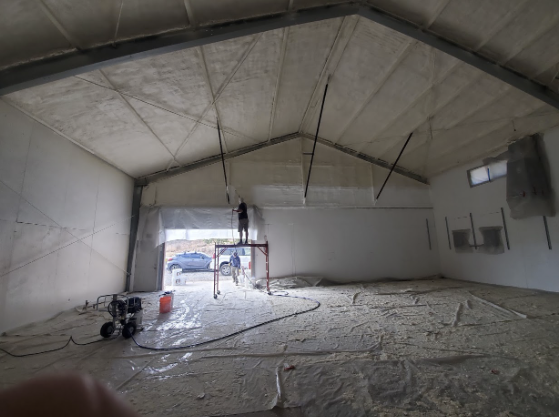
[2,278,559,416]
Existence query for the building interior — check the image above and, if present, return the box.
[1,1,559,416]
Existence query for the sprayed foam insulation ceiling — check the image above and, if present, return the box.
[1,0,559,179]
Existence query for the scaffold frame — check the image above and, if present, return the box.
[213,242,269,298]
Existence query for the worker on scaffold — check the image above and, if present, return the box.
[232,197,249,245]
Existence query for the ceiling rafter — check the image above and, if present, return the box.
[2,2,559,112]
[197,46,229,157]
[112,0,125,45]
[36,0,84,51]
[498,11,559,67]
[423,0,451,28]
[182,0,198,28]
[368,109,558,149]
[138,129,430,187]
[354,0,535,164]
[409,103,551,171]
[521,41,559,85]
[379,83,515,161]
[357,59,463,144]
[267,27,290,141]
[336,3,452,151]
[298,16,359,133]
[74,74,197,122]
[3,1,559,183]
[0,3,359,95]
[425,105,558,176]
[334,39,417,143]
[300,133,428,184]
[472,0,530,51]
[0,97,131,177]
[332,13,449,150]
[170,34,263,163]
[430,119,559,177]
[356,5,559,110]
[346,69,486,157]
[97,69,181,166]
[73,74,252,143]
[137,132,301,186]
[346,0,537,160]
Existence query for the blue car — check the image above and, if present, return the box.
[166,252,212,271]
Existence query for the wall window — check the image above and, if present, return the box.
[467,161,507,187]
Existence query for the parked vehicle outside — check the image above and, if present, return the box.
[166,252,212,271]
[214,247,251,276]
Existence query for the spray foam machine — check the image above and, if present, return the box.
[96,294,143,339]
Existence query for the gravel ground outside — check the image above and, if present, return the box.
[163,269,252,286]
[164,270,214,285]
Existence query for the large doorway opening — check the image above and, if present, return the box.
[163,238,253,290]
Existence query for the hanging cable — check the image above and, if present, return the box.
[217,121,230,204]
[304,78,330,200]
[0,336,107,358]
[0,294,320,357]
[375,131,414,202]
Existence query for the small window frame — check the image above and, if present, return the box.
[467,161,507,188]
[467,165,490,187]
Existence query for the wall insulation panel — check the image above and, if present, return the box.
[136,137,437,289]
[431,127,559,292]
[255,207,439,282]
[0,101,133,332]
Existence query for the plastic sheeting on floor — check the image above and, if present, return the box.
[2,278,559,416]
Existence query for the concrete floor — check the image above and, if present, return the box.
[1,278,559,416]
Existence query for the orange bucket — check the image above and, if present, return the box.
[159,295,173,314]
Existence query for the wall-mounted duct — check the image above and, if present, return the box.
[451,226,504,255]
[452,230,473,253]
[478,227,505,255]
[506,135,555,219]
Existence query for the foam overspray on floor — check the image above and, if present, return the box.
[1,278,559,416]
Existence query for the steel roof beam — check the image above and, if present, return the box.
[356,6,559,111]
[0,3,359,96]
[300,133,428,185]
[2,2,559,109]
[136,133,300,186]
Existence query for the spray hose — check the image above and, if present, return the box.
[0,292,320,357]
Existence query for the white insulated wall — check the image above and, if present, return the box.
[142,139,433,209]
[431,127,559,292]
[255,208,439,282]
[139,138,439,286]
[0,101,133,332]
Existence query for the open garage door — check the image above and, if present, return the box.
[132,207,264,292]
